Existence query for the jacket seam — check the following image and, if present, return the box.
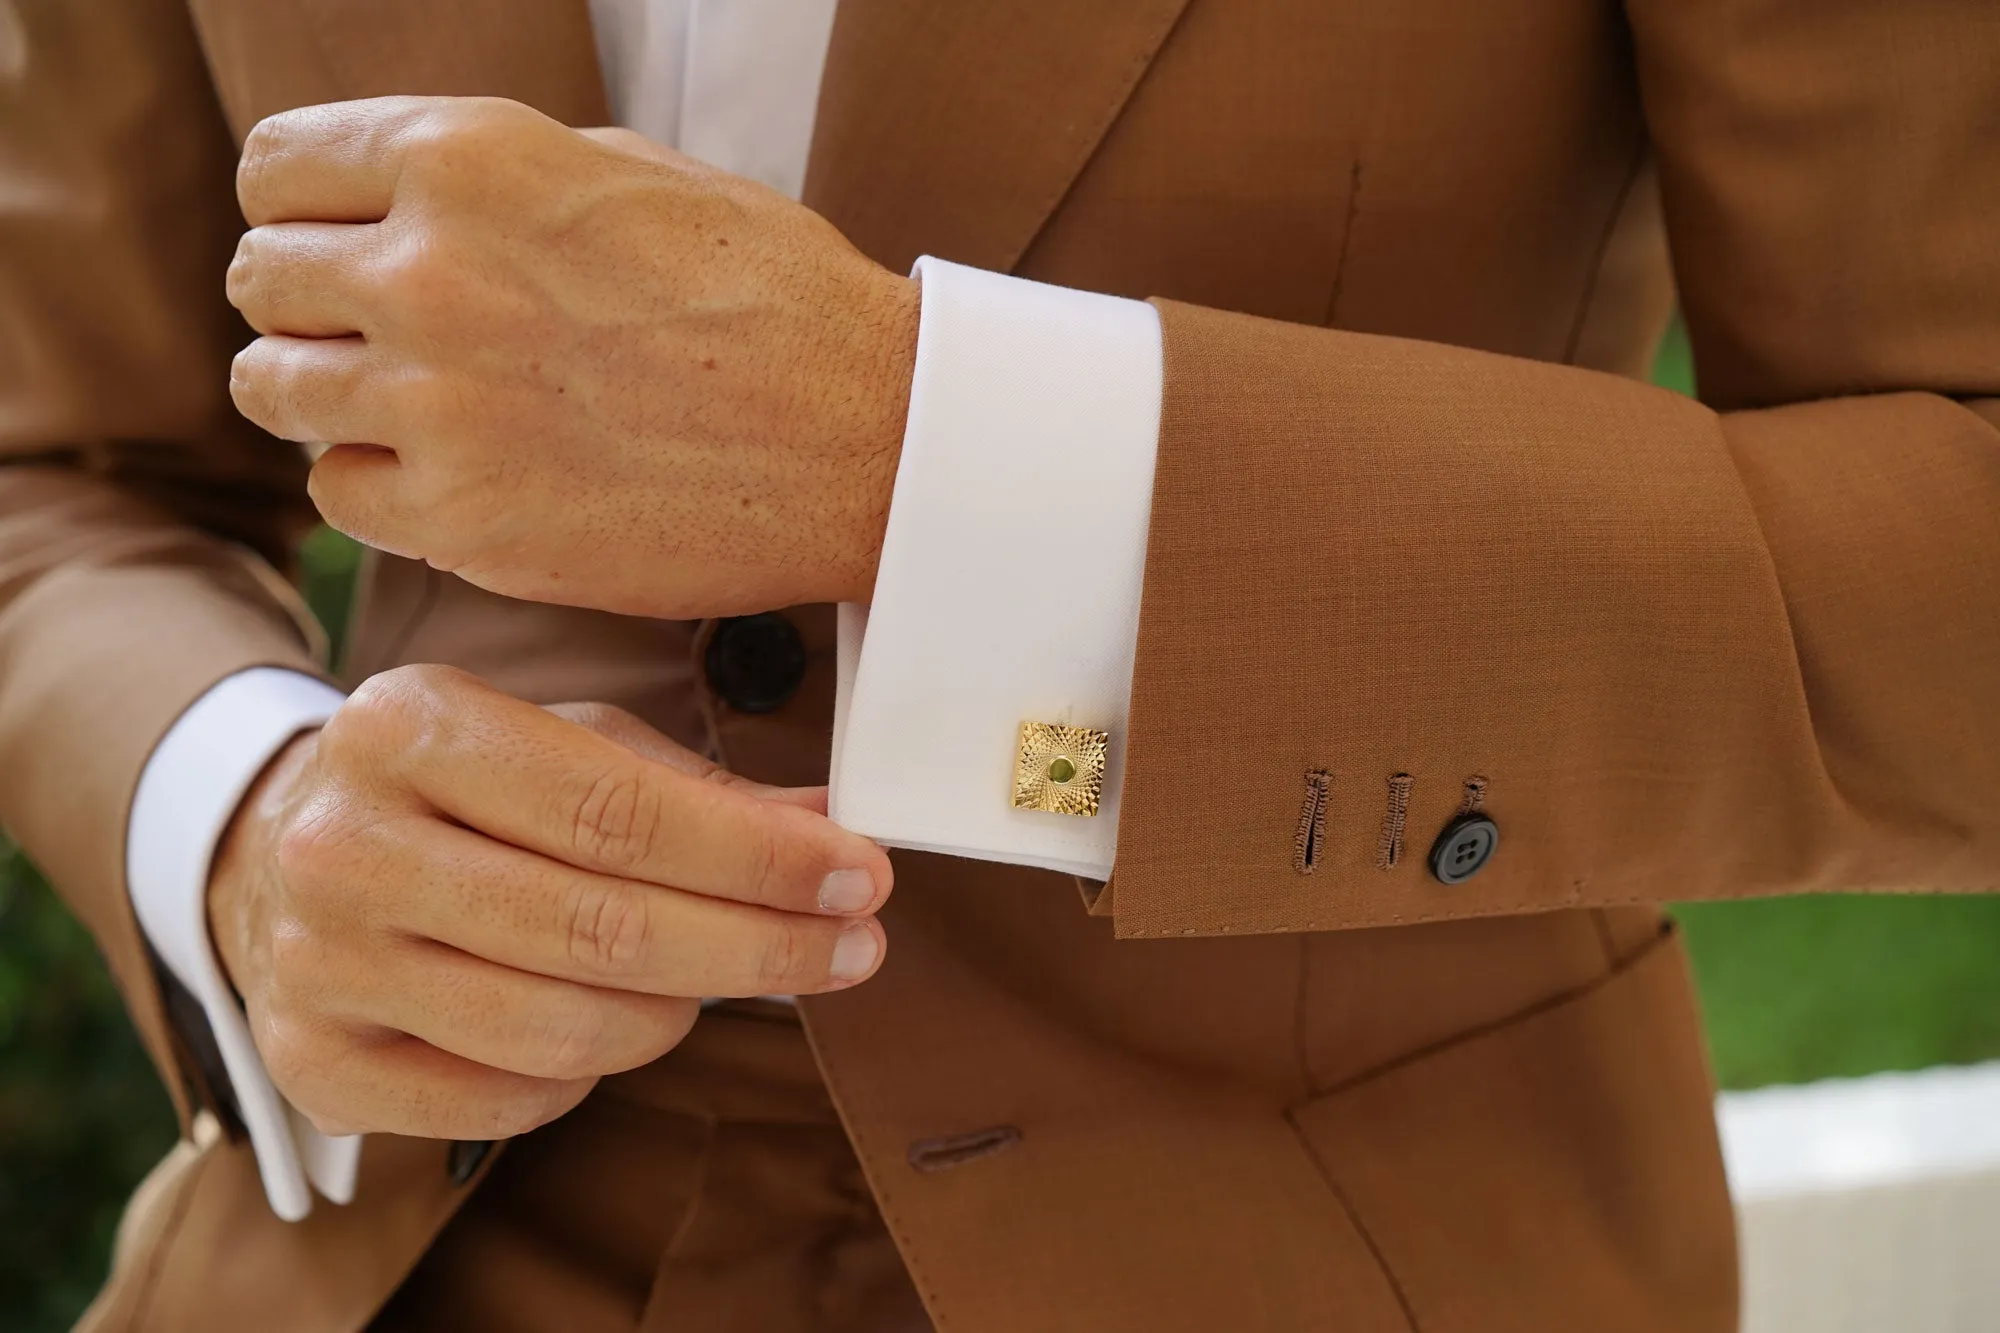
[1004,0,1197,272]
[1303,919,1674,1101]
[1323,159,1365,328]
[1283,1111,1424,1333]
[128,1137,216,1329]
[794,1010,959,1331]
[1562,133,1650,365]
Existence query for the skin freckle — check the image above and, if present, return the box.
[701,358,718,371]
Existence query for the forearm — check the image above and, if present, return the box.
[0,463,326,1126]
[1108,302,2000,939]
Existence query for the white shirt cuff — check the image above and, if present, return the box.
[829,257,1163,881]
[126,667,359,1221]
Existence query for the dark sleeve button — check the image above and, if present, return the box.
[1428,814,1499,885]
[705,612,807,714]
[446,1138,493,1186]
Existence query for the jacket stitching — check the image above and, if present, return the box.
[907,1125,1023,1173]
[1376,773,1412,870]
[1293,770,1331,874]
[1457,775,1487,815]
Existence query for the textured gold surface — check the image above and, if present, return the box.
[1012,721,1108,816]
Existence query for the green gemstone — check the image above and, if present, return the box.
[1048,756,1077,784]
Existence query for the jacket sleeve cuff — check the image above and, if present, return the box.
[828,257,1163,881]
[126,666,360,1221]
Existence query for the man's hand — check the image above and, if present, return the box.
[206,664,892,1140]
[225,96,919,619]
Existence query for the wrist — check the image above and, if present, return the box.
[207,728,320,999]
[835,271,919,605]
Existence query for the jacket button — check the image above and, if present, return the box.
[1428,815,1499,885]
[446,1139,493,1186]
[705,613,807,714]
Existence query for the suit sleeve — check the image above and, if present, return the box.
[0,0,327,1129]
[1107,0,2000,938]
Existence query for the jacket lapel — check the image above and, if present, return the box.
[804,0,1194,274]
[188,0,608,142]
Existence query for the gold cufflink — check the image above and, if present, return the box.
[1012,721,1109,817]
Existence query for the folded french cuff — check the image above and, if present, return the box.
[127,666,359,1221]
[829,257,1164,881]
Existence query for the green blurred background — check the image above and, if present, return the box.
[6,320,1999,1330]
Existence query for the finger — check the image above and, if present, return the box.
[337,935,701,1080]
[385,818,887,994]
[265,1015,595,1140]
[359,672,891,914]
[230,335,386,445]
[544,701,828,812]
[307,441,426,557]
[238,97,433,226]
[228,222,382,337]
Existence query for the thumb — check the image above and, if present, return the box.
[541,701,829,812]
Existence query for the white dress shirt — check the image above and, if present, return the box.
[126,0,1163,1220]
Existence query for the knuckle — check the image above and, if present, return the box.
[754,920,815,993]
[522,1003,608,1081]
[255,1007,326,1098]
[487,1079,591,1139]
[399,100,518,191]
[272,804,351,893]
[232,338,354,442]
[380,234,471,324]
[237,116,287,207]
[377,660,471,698]
[264,911,318,975]
[311,699,373,770]
[560,877,652,974]
[744,818,784,907]
[624,1000,699,1067]
[566,765,663,874]
[228,341,280,420]
[336,664,460,757]
[551,701,631,733]
[652,998,700,1053]
[592,126,648,153]
[225,232,262,307]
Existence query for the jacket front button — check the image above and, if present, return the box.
[446,1139,493,1186]
[705,612,807,714]
[1428,814,1499,884]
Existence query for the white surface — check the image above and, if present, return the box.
[1721,1061,2000,1203]
[589,0,837,201]
[126,668,354,1220]
[1722,1062,2000,1333]
[829,258,1163,881]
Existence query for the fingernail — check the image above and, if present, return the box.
[829,925,881,982]
[818,868,877,914]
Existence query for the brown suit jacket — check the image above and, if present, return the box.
[4,0,1996,1328]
